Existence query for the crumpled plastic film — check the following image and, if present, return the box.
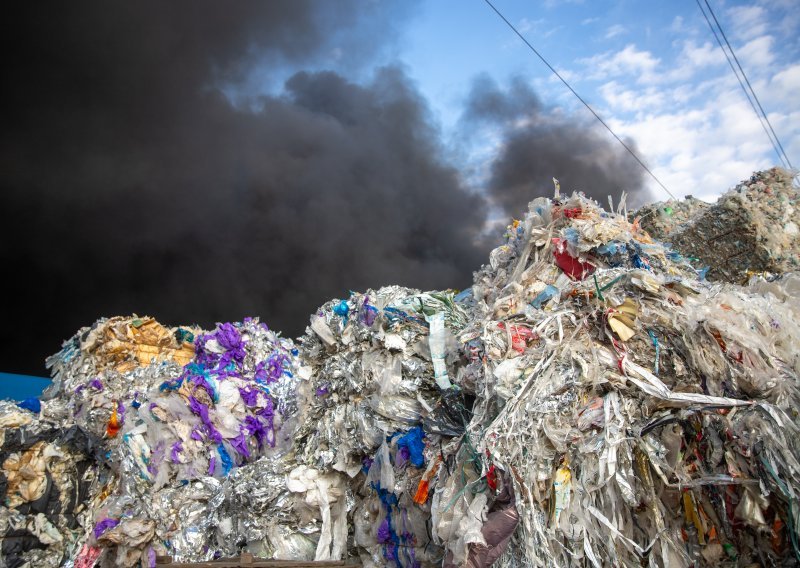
[1,316,307,567]
[41,315,199,443]
[93,318,301,565]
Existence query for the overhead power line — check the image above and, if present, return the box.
[482,0,677,200]
[696,0,794,171]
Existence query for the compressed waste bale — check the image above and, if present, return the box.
[635,167,800,283]
[292,286,477,567]
[0,402,102,568]
[86,318,301,565]
[42,316,199,442]
[1,316,307,567]
[295,287,473,476]
[635,196,710,242]
[0,316,200,568]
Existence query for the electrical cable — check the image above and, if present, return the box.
[696,0,793,170]
[482,0,678,200]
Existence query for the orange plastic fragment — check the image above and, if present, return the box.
[708,526,718,543]
[413,480,430,505]
[106,406,121,438]
[771,517,785,553]
[709,328,727,353]
[413,457,441,504]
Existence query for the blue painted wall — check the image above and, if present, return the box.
[0,373,51,401]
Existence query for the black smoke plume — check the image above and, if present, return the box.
[0,2,491,375]
[462,75,651,217]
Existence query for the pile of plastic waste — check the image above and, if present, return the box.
[443,190,800,567]
[2,169,799,568]
[1,316,197,568]
[635,167,799,283]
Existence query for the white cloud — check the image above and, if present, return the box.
[647,40,727,85]
[717,96,775,144]
[580,45,661,83]
[760,0,798,10]
[603,77,792,202]
[517,17,544,34]
[581,17,599,25]
[568,0,798,202]
[542,25,563,39]
[757,68,800,168]
[680,40,725,68]
[737,35,776,69]
[670,83,699,105]
[551,67,578,83]
[727,5,769,42]
[770,63,800,97]
[580,43,724,86]
[599,81,665,113]
[605,24,627,39]
[670,16,684,33]
[766,0,800,38]
[580,22,796,201]
[579,22,780,92]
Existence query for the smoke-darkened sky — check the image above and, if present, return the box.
[461,75,648,216]
[1,1,650,375]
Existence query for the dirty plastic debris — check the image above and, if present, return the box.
[2,168,799,567]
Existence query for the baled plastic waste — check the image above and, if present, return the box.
[1,168,799,567]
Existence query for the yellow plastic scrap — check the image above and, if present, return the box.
[683,490,706,545]
[629,272,661,294]
[552,462,572,525]
[3,441,48,508]
[0,407,34,429]
[88,316,195,372]
[607,298,639,341]
[635,447,666,535]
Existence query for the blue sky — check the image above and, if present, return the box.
[394,0,799,202]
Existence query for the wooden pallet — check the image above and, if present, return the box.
[155,554,357,568]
